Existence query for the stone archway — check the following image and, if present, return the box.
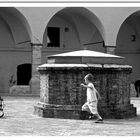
[42,7,105,62]
[0,8,32,46]
[116,11,140,97]
[116,11,140,82]
[0,7,32,94]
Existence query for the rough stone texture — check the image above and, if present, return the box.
[34,64,137,119]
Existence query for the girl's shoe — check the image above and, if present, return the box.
[89,114,94,119]
[95,118,103,123]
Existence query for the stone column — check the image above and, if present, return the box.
[30,43,42,95]
[105,46,116,55]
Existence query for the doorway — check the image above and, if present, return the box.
[17,63,31,85]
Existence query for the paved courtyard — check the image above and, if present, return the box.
[0,96,140,136]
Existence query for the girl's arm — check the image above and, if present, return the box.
[96,90,101,100]
[80,83,93,89]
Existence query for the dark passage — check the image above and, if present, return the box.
[17,64,31,85]
[47,27,60,47]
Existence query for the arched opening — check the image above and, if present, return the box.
[0,7,32,93]
[17,64,32,85]
[42,7,105,60]
[0,7,32,47]
[116,11,140,98]
[116,11,140,82]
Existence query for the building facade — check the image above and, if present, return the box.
[0,7,140,95]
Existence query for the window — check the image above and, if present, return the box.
[47,27,60,47]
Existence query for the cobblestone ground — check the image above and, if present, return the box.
[0,96,140,136]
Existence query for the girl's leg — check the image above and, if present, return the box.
[81,103,91,119]
[82,102,90,113]
[88,101,98,115]
[95,112,102,120]
[94,112,103,123]
[88,102,103,121]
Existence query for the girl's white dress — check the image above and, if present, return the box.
[82,82,98,114]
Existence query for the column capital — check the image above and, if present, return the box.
[105,46,116,55]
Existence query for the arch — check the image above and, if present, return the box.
[43,7,105,53]
[0,16,15,47]
[114,8,140,46]
[0,7,32,93]
[0,7,32,47]
[116,10,140,81]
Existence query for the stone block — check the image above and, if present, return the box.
[9,85,30,95]
[35,64,136,119]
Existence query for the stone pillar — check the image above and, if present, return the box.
[30,43,42,95]
[105,46,116,55]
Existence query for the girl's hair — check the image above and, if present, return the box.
[84,73,93,82]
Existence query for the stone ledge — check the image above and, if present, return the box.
[37,102,81,110]
[34,103,137,119]
[38,63,132,71]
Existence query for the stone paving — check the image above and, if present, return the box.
[0,96,140,136]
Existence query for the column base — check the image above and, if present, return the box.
[29,76,40,95]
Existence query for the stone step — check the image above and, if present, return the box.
[34,102,137,119]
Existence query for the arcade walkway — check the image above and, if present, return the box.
[0,96,140,136]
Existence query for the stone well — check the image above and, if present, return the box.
[34,50,136,119]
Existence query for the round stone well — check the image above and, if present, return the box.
[34,50,136,119]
